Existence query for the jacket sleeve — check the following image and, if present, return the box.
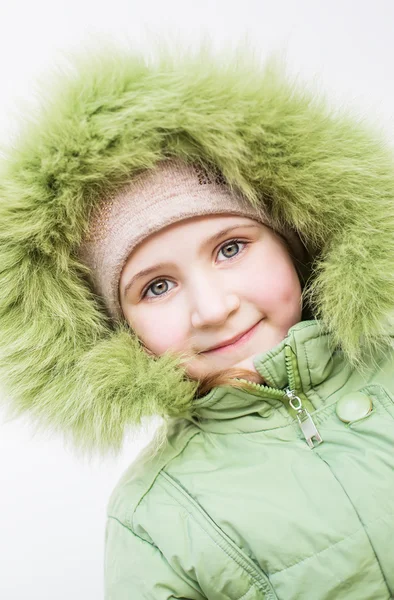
[104,516,207,600]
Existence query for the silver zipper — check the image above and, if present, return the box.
[285,388,323,449]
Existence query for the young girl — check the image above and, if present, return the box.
[1,42,394,599]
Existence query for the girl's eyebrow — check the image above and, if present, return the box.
[123,223,258,295]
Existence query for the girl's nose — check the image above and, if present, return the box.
[190,279,240,329]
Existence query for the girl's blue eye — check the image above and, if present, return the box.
[141,239,247,300]
[143,279,175,299]
[217,239,245,261]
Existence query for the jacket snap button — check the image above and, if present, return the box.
[336,392,373,423]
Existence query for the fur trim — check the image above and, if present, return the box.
[1,39,394,453]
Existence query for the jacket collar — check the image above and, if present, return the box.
[253,319,338,392]
[188,319,352,432]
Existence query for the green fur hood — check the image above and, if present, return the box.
[1,41,394,454]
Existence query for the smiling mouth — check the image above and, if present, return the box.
[201,320,263,354]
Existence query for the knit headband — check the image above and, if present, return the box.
[78,158,306,320]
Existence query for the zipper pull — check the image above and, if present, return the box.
[285,388,323,449]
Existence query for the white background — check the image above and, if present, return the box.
[0,1,393,598]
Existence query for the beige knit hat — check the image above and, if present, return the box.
[78,158,307,320]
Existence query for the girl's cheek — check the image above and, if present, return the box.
[132,308,187,356]
[249,258,301,311]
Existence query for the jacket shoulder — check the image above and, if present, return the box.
[107,418,200,527]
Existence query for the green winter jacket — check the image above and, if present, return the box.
[1,40,394,599]
[105,319,394,599]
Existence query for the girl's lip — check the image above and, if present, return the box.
[202,320,262,354]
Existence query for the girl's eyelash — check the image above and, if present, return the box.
[141,238,249,300]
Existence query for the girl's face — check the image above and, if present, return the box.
[119,214,302,382]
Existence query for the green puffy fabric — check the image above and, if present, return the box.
[0,39,394,597]
[106,319,394,598]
